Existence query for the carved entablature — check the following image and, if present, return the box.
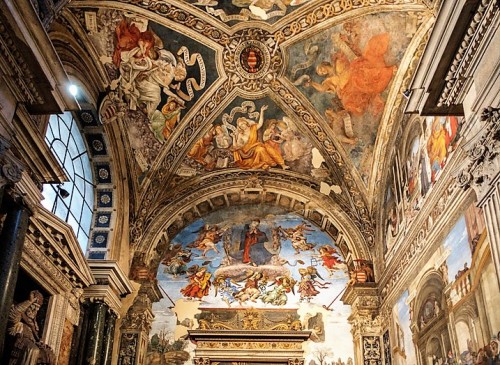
[22,207,94,294]
[189,329,310,364]
[437,1,498,108]
[458,107,500,205]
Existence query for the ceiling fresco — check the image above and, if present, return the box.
[85,9,217,170]
[62,0,438,275]
[286,12,418,183]
[178,98,329,177]
[186,0,317,23]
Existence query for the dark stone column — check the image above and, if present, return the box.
[101,310,117,365]
[0,196,30,360]
[72,301,90,365]
[84,301,108,365]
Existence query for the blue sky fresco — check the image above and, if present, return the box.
[443,215,471,282]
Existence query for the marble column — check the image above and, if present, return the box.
[458,107,500,289]
[72,301,90,365]
[84,301,108,365]
[101,310,117,365]
[0,195,30,360]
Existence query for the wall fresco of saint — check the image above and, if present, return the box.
[150,205,367,364]
[287,12,419,183]
[384,116,461,254]
[391,204,494,365]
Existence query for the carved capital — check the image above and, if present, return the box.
[193,357,210,365]
[350,314,384,338]
[458,107,500,204]
[0,136,24,190]
[289,358,305,365]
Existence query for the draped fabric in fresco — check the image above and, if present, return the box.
[392,203,486,365]
[151,206,355,364]
[188,0,317,23]
[179,99,325,177]
[89,10,216,172]
[288,12,417,183]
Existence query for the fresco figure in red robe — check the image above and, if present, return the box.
[240,219,272,265]
[180,265,211,300]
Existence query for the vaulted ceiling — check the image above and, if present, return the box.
[48,0,440,271]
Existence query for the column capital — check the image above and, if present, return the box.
[457,106,500,206]
[0,136,24,189]
[342,284,382,338]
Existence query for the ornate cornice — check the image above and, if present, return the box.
[457,107,500,205]
[0,16,44,106]
[437,0,498,108]
[26,208,95,289]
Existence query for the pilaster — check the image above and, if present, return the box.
[342,283,383,365]
[118,282,161,365]
[458,107,500,288]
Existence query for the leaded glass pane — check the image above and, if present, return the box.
[43,111,95,254]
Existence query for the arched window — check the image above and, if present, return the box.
[42,112,94,253]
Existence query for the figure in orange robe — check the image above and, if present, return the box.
[309,32,396,117]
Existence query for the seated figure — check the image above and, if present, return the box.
[7,290,55,365]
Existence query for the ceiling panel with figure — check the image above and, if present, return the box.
[184,0,320,23]
[177,98,332,180]
[77,9,218,173]
[286,12,420,184]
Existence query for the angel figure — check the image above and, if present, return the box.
[234,271,265,304]
[187,224,228,257]
[180,265,212,300]
[298,266,329,302]
[282,223,316,254]
[214,276,240,306]
[317,245,343,277]
[261,275,296,306]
